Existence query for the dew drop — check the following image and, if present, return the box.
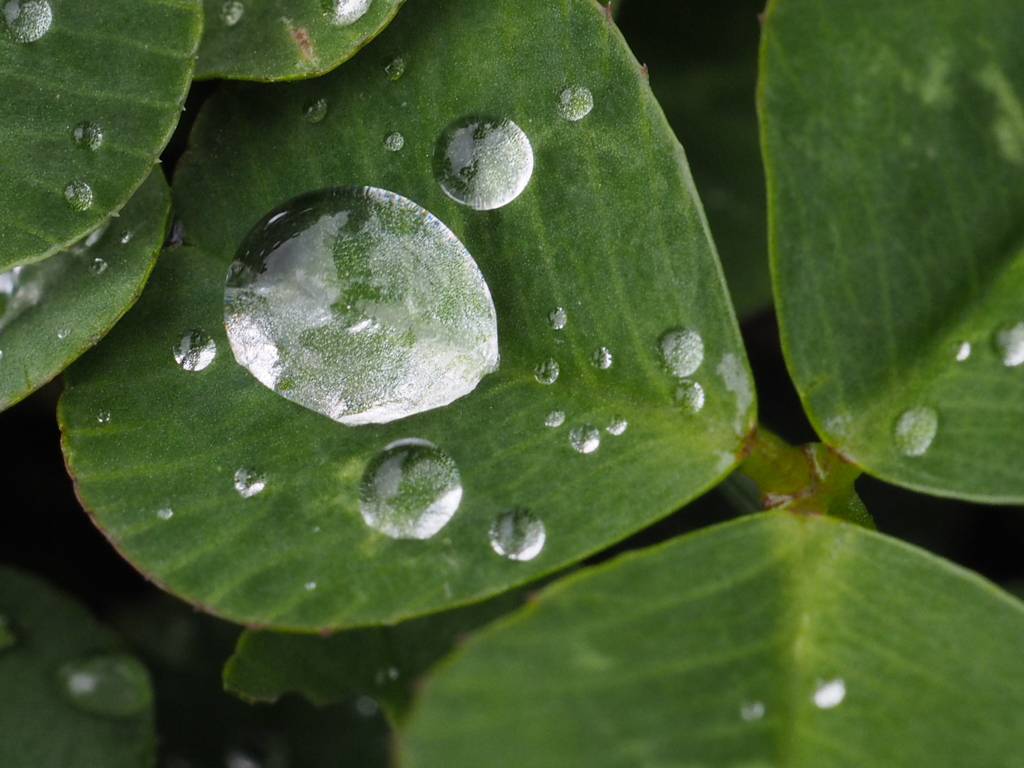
[894,406,938,457]
[740,701,765,721]
[557,85,594,122]
[383,131,405,152]
[591,346,613,370]
[120,231,133,244]
[64,181,94,212]
[221,0,244,25]
[225,187,499,425]
[674,380,705,413]
[994,322,1024,367]
[89,257,108,276]
[302,97,328,124]
[359,439,462,540]
[56,328,69,339]
[322,0,370,26]
[544,410,565,428]
[489,507,546,561]
[534,358,559,385]
[233,468,266,498]
[97,410,111,423]
[174,328,217,372]
[304,581,317,591]
[569,425,600,454]
[955,341,972,361]
[813,678,845,709]
[58,654,153,718]
[433,116,534,210]
[156,507,174,520]
[660,327,704,378]
[72,121,103,151]
[3,0,51,43]
[548,307,567,331]
[384,56,405,80]
[606,416,627,436]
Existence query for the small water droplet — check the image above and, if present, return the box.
[994,322,1024,367]
[591,346,613,370]
[302,97,328,124]
[606,417,627,435]
[359,439,462,540]
[384,56,405,80]
[549,307,567,331]
[544,410,565,427]
[955,341,972,361]
[813,678,845,709]
[660,327,704,377]
[433,116,534,210]
[534,358,559,385]
[89,257,108,276]
[174,328,217,372]
[120,231,133,244]
[569,425,600,454]
[557,85,594,122]
[894,406,938,457]
[233,468,266,498]
[489,507,546,561]
[740,701,765,721]
[97,411,111,423]
[64,181,94,212]
[674,380,705,413]
[383,131,404,152]
[72,121,103,151]
[56,328,69,339]
[322,0,370,26]
[3,0,52,43]
[221,0,244,25]
[304,581,317,591]
[58,653,152,718]
[156,507,174,520]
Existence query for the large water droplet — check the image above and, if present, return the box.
[64,180,94,212]
[489,508,546,561]
[433,116,534,210]
[994,322,1024,367]
[894,406,938,457]
[359,439,463,540]
[674,380,705,413]
[225,187,499,425]
[548,307,567,331]
[234,468,266,498]
[813,678,845,709]
[591,346,613,370]
[302,97,328,124]
[557,86,594,122]
[606,416,627,435]
[384,56,405,80]
[544,410,565,427]
[174,328,217,372]
[221,0,244,25]
[3,0,51,43]
[660,327,704,377]
[322,0,370,26]
[383,131,404,152]
[569,425,600,454]
[72,122,103,151]
[58,654,153,718]
[534,358,559,385]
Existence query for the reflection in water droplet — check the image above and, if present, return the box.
[433,116,534,210]
[557,85,594,122]
[383,131,404,152]
[813,679,845,709]
[234,468,266,498]
[545,410,565,428]
[322,0,370,26]
[359,439,462,540]
[534,359,559,385]
[302,97,328,124]
[89,257,108,276]
[606,417,627,436]
[740,701,765,722]
[58,654,153,718]
[894,406,938,457]
[994,322,1024,367]
[955,341,972,361]
[674,380,705,413]
[304,581,317,591]
[174,328,217,372]
[221,0,244,25]
[591,346,613,370]
[72,122,103,151]
[489,507,546,561]
[660,327,704,377]
[97,411,111,423]
[225,187,499,425]
[384,56,405,80]
[569,425,600,454]
[3,0,52,43]
[157,508,174,520]
[64,180,94,212]
[549,307,567,331]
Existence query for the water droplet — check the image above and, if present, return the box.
[433,116,534,210]
[302,97,328,124]
[89,257,108,276]
[174,328,217,372]
[569,425,600,454]
[740,701,765,721]
[384,56,405,80]
[359,439,462,540]
[56,327,69,339]
[674,380,705,413]
[58,654,152,718]
[660,327,704,377]
[534,358,559,385]
[225,187,499,425]
[234,468,266,498]
[894,406,938,457]
[955,341,972,361]
[120,231,133,244]
[64,180,94,212]
[813,678,845,709]
[994,322,1024,367]
[549,306,567,331]
[355,695,379,717]
[72,121,103,151]
[322,0,370,26]
[591,346,613,370]
[3,0,51,43]
[557,85,594,122]
[606,417,627,436]
[221,0,244,25]
[304,581,317,591]
[156,507,174,520]
[489,507,546,561]
[383,131,404,152]
[97,410,111,423]
[544,410,565,427]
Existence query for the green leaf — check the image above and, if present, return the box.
[0,170,170,411]
[195,0,406,81]
[0,566,155,768]
[60,0,752,630]
[760,0,1024,501]
[401,512,1024,766]
[0,0,201,270]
